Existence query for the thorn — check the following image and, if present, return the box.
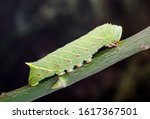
[25,62,31,66]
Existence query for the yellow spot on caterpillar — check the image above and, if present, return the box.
[85,48,89,51]
[66,59,71,62]
[56,64,60,68]
[76,54,80,57]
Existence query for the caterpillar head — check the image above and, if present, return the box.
[89,23,122,45]
[103,23,123,45]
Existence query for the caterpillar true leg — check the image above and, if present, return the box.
[106,40,118,48]
[67,68,74,73]
[86,58,92,63]
[58,71,65,76]
[76,63,83,68]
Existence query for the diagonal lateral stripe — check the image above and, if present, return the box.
[42,59,59,65]
[77,40,97,45]
[61,49,80,56]
[51,54,72,62]
[89,35,111,40]
[69,44,88,50]
[42,59,63,68]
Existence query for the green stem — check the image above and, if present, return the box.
[0,26,150,102]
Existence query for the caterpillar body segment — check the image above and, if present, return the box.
[26,23,122,88]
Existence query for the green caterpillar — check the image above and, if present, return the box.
[26,23,122,89]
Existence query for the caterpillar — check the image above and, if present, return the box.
[26,23,122,89]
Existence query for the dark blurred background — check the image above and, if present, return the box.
[0,0,150,101]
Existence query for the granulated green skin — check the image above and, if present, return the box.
[26,23,122,88]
